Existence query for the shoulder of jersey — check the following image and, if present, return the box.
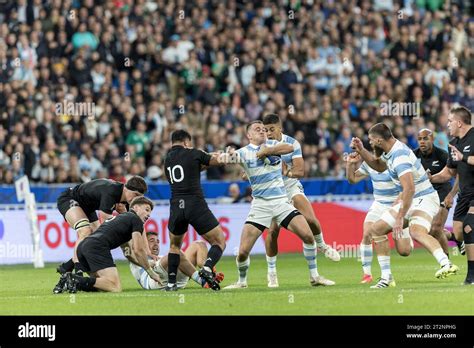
[282,134,296,144]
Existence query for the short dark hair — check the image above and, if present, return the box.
[130,196,154,210]
[171,129,192,143]
[450,106,472,125]
[369,123,393,140]
[262,113,281,125]
[125,175,148,194]
[246,120,263,132]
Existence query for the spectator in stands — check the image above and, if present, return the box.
[0,0,471,185]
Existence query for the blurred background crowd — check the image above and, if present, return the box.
[0,0,473,186]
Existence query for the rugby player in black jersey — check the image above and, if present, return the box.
[430,106,474,284]
[414,129,460,256]
[66,196,161,293]
[163,130,226,291]
[53,176,147,293]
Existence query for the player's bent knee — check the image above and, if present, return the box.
[463,214,474,244]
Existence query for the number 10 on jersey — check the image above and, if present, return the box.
[167,165,184,183]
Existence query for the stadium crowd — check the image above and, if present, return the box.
[0,0,472,185]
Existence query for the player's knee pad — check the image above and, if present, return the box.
[463,214,474,244]
[372,235,389,244]
[409,216,431,232]
[73,218,91,231]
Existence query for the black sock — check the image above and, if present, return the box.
[468,260,474,278]
[74,262,86,274]
[447,232,457,242]
[167,253,180,285]
[74,275,96,292]
[59,259,74,273]
[204,245,223,270]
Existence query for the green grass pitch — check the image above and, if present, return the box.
[0,249,472,315]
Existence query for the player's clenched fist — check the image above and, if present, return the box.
[346,152,361,163]
[350,137,364,152]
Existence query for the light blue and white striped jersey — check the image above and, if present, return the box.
[381,140,435,198]
[356,162,399,206]
[278,134,303,188]
[236,140,287,200]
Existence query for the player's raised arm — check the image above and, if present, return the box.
[449,144,474,165]
[350,137,387,172]
[345,153,368,184]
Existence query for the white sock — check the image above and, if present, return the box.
[377,255,391,280]
[237,257,250,283]
[433,248,450,267]
[191,271,204,286]
[315,233,326,248]
[303,242,319,278]
[266,255,277,274]
[360,244,373,275]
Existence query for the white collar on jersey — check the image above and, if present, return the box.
[382,139,401,159]
[247,143,260,149]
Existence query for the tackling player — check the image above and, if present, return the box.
[53,176,147,293]
[351,123,458,288]
[66,197,161,293]
[430,106,474,284]
[221,120,335,289]
[262,114,340,288]
[346,152,413,285]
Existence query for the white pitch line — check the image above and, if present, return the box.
[0,287,470,301]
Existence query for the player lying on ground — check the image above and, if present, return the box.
[415,128,461,255]
[65,196,161,293]
[163,130,227,291]
[220,120,335,289]
[125,232,224,290]
[430,106,474,285]
[53,176,148,293]
[346,152,413,286]
[351,123,458,288]
[262,114,340,288]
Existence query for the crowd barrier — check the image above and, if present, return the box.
[0,178,373,204]
[0,199,457,265]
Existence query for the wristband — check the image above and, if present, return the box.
[462,154,469,163]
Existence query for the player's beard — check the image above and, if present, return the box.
[373,145,384,157]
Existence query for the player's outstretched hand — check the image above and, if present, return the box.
[392,216,404,240]
[448,144,463,162]
[350,137,364,153]
[443,193,454,209]
[256,144,269,159]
